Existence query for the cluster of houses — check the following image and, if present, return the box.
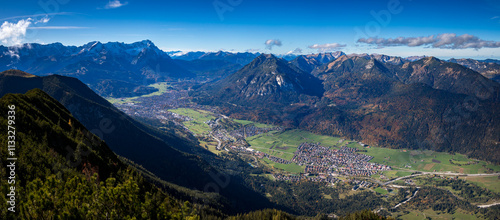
[243,142,391,178]
[336,167,379,176]
[291,143,391,176]
[349,180,373,190]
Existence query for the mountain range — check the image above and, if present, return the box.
[0,40,194,97]
[192,54,324,107]
[289,52,346,73]
[2,39,500,218]
[1,39,499,163]
[449,58,500,82]
[194,54,500,163]
[1,40,499,98]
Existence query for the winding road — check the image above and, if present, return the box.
[478,202,500,208]
[383,172,500,185]
[393,188,420,209]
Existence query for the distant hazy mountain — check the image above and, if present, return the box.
[171,51,261,80]
[198,51,259,65]
[172,51,259,65]
[276,53,299,61]
[290,52,345,73]
[193,54,324,107]
[170,51,209,60]
[480,59,500,65]
[164,50,182,56]
[404,55,427,62]
[448,58,500,82]
[174,59,243,81]
[370,54,406,65]
[0,40,194,97]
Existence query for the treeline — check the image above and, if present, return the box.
[228,209,394,220]
[399,186,500,219]
[243,175,388,216]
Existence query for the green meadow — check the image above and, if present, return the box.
[246,129,343,160]
[261,157,305,173]
[459,176,500,194]
[161,108,500,177]
[373,187,388,195]
[349,145,500,174]
[233,119,274,128]
[106,82,170,104]
[168,108,215,135]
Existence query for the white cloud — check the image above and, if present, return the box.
[308,43,346,52]
[0,16,86,46]
[357,33,500,50]
[28,26,88,30]
[286,47,302,54]
[104,0,128,9]
[0,19,32,45]
[35,16,50,24]
[265,39,282,50]
[0,12,72,22]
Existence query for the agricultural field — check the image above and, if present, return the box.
[233,119,274,128]
[459,176,500,193]
[168,108,215,135]
[106,82,170,104]
[246,128,500,176]
[261,157,305,173]
[246,129,343,160]
[349,145,500,174]
[381,170,414,179]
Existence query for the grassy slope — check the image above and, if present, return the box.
[459,176,500,194]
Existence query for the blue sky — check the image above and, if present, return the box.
[1,0,500,59]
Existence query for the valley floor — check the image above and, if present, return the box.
[108,82,500,219]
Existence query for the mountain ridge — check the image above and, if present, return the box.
[193,54,324,107]
[0,40,194,97]
[194,55,500,163]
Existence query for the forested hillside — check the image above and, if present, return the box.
[0,89,219,219]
